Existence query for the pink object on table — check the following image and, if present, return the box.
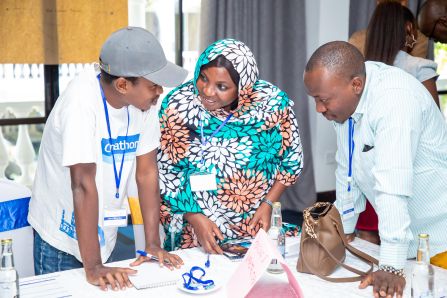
[226,229,304,298]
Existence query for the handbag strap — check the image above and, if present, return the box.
[333,219,379,266]
[301,236,373,282]
[300,214,378,283]
[344,239,379,266]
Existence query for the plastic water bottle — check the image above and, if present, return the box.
[267,202,285,274]
[0,239,19,298]
[411,233,434,298]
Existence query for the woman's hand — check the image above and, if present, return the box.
[248,202,272,235]
[130,245,184,270]
[185,213,224,254]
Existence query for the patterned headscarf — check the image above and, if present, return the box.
[192,39,258,116]
[158,39,303,250]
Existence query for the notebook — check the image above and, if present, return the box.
[129,262,181,289]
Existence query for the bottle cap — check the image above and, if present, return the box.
[0,238,12,244]
[272,202,281,208]
[418,233,429,239]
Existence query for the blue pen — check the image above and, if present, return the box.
[136,250,171,264]
[205,254,210,268]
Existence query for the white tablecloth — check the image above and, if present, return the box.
[0,178,34,278]
[19,237,447,297]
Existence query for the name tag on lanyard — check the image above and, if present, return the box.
[103,208,128,227]
[343,117,355,220]
[191,111,232,192]
[190,172,217,192]
[342,190,355,220]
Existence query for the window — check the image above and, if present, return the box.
[0,64,50,181]
[0,0,201,182]
[181,0,202,76]
[144,0,201,80]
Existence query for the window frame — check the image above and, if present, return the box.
[0,65,59,126]
[0,0,185,127]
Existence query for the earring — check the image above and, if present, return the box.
[405,34,417,49]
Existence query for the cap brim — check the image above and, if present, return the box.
[143,61,188,87]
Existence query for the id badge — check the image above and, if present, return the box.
[342,193,355,220]
[190,172,217,192]
[103,208,127,227]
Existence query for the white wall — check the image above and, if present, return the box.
[128,0,146,27]
[305,0,350,192]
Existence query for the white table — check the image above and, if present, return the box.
[0,178,34,278]
[19,237,447,298]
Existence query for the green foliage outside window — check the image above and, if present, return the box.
[435,43,447,78]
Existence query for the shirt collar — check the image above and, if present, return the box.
[350,62,374,123]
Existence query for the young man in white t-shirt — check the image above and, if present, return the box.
[28,27,187,291]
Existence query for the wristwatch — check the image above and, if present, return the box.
[378,265,406,278]
[260,198,273,208]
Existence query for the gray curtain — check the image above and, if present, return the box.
[348,0,433,59]
[348,0,377,36]
[200,0,316,212]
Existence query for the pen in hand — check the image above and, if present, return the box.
[136,250,172,266]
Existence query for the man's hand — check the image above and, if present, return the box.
[130,245,183,270]
[248,202,272,235]
[357,230,380,245]
[359,270,406,298]
[85,264,137,291]
[71,164,130,291]
[185,213,224,254]
[345,232,356,243]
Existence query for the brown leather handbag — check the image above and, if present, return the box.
[296,202,378,282]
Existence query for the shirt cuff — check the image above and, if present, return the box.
[341,213,359,235]
[379,240,409,269]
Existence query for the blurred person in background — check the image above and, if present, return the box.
[418,0,447,43]
[349,0,429,59]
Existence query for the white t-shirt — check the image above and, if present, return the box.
[28,65,160,262]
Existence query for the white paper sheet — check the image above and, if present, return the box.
[20,273,72,298]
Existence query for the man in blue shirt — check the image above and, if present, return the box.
[303,40,447,297]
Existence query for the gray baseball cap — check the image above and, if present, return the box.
[99,27,187,87]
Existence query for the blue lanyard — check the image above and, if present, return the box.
[199,112,232,165]
[347,117,355,192]
[182,266,215,291]
[97,75,130,199]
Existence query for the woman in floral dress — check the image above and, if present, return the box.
[158,39,303,253]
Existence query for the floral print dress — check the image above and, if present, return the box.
[158,39,303,250]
